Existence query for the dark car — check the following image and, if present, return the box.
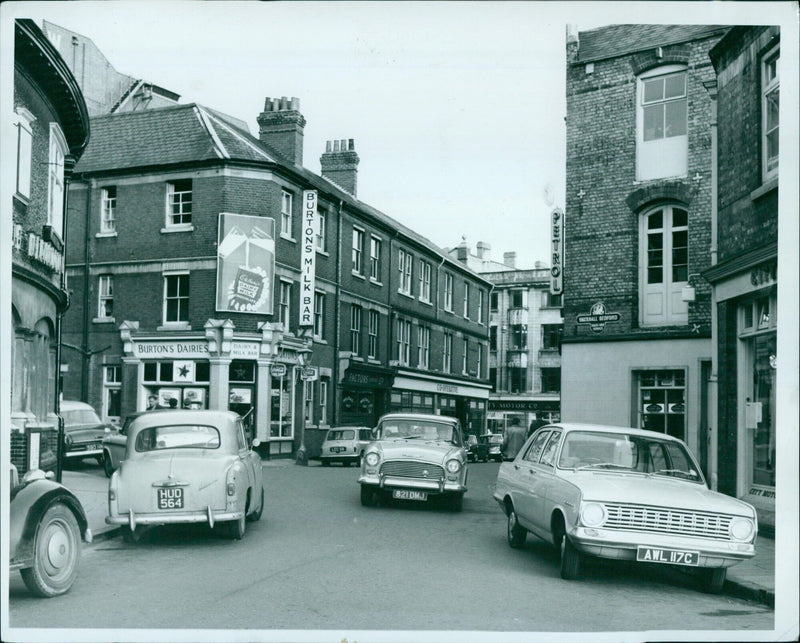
[466,434,489,462]
[479,433,504,462]
[61,400,115,467]
[101,411,148,477]
[9,464,92,597]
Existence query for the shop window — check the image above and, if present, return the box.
[100,186,117,233]
[166,179,192,227]
[444,273,454,311]
[391,391,434,414]
[163,273,189,324]
[398,249,412,295]
[417,326,430,369]
[418,259,431,302]
[639,205,689,326]
[143,360,209,384]
[443,332,453,373]
[271,373,294,438]
[304,381,314,425]
[281,190,293,238]
[352,227,365,275]
[314,292,325,338]
[103,365,121,422]
[637,66,688,181]
[48,124,67,240]
[350,305,362,355]
[541,367,561,393]
[370,236,382,281]
[541,324,562,351]
[636,369,686,439]
[761,45,779,181]
[98,275,114,320]
[14,108,34,200]
[229,360,255,383]
[368,310,379,358]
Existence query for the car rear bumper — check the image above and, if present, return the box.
[321,455,359,463]
[65,447,103,458]
[359,473,466,494]
[107,508,244,530]
[569,526,756,568]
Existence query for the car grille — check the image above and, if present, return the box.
[604,504,733,540]
[380,461,444,480]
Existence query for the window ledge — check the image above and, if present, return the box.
[750,177,778,202]
[398,290,414,299]
[367,358,382,365]
[13,192,31,206]
[93,317,116,324]
[95,231,118,238]
[157,323,191,331]
[280,234,296,243]
[161,225,194,234]
[369,278,383,286]
[352,271,366,280]
[316,248,329,257]
[418,298,433,306]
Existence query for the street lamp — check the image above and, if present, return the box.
[294,336,313,466]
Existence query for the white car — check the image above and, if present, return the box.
[359,413,468,511]
[320,426,374,467]
[493,423,757,593]
[106,410,264,541]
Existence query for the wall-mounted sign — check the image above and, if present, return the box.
[576,302,621,333]
[12,223,63,273]
[133,341,209,359]
[299,190,318,327]
[231,341,260,359]
[271,363,287,378]
[216,213,275,314]
[550,207,564,295]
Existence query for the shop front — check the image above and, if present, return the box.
[390,370,490,436]
[487,397,561,436]
[339,362,393,428]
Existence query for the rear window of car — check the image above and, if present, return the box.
[62,409,102,426]
[327,429,355,441]
[134,424,220,452]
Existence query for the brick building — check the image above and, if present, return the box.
[10,19,90,476]
[448,240,562,433]
[562,24,727,471]
[61,98,491,459]
[705,27,780,529]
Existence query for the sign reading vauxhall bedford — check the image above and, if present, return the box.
[216,213,275,314]
[576,302,621,333]
[299,190,318,327]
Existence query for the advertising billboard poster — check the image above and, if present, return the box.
[216,213,275,314]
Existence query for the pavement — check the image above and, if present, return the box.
[62,461,775,608]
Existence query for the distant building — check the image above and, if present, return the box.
[448,240,562,434]
[11,19,90,475]
[706,26,780,530]
[562,25,727,473]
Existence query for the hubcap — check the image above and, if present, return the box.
[44,522,71,574]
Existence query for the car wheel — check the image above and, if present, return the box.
[698,567,727,594]
[96,454,105,467]
[507,508,527,548]
[248,488,264,522]
[360,485,377,507]
[321,459,330,467]
[120,526,142,544]
[560,535,581,580]
[226,514,246,540]
[20,503,81,598]
[103,452,114,478]
[448,493,464,512]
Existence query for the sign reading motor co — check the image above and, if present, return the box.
[576,302,621,333]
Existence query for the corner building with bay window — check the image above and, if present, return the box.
[61,95,490,458]
[561,26,727,478]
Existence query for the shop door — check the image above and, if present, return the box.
[229,385,255,444]
[748,333,776,488]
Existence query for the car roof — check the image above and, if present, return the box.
[128,409,240,430]
[543,422,687,444]
[60,400,96,411]
[378,413,460,425]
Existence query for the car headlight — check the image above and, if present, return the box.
[729,517,755,542]
[365,452,380,467]
[445,459,461,474]
[580,502,607,528]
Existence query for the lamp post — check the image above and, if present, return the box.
[294,337,313,466]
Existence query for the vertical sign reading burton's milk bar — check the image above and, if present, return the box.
[550,207,564,295]
[299,190,318,326]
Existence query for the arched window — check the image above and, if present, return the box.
[636,65,688,181]
[639,204,689,326]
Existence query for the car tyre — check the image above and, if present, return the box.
[560,535,581,580]
[507,508,527,548]
[20,503,80,598]
[360,484,377,507]
[321,459,331,467]
[248,488,264,522]
[103,451,114,478]
[448,493,464,512]
[96,454,105,467]
[226,514,246,540]
[698,567,727,594]
[120,526,142,544]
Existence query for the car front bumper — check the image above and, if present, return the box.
[359,472,466,495]
[568,525,756,568]
[107,508,244,530]
[65,446,103,458]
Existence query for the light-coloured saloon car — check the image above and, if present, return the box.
[493,423,757,593]
[106,410,264,541]
[359,413,468,511]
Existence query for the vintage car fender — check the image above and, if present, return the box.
[9,478,91,570]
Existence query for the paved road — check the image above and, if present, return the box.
[8,461,773,637]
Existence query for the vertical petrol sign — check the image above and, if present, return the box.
[550,207,564,295]
[300,190,318,327]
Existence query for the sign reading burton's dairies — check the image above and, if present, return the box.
[216,213,275,314]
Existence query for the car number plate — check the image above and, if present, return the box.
[331,446,345,453]
[393,489,427,501]
[157,487,184,510]
[637,546,699,566]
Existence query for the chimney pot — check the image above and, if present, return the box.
[348,139,355,150]
[320,136,360,197]
[291,97,300,110]
[257,94,306,164]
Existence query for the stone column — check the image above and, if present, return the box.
[208,357,231,411]
[256,359,272,442]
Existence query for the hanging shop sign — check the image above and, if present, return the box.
[216,213,275,314]
[271,363,287,378]
[576,302,621,333]
[300,366,319,381]
[550,207,564,295]
[299,190,318,327]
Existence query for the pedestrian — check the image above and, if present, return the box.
[528,417,548,438]
[146,394,159,410]
[502,417,527,460]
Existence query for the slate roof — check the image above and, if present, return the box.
[576,24,729,63]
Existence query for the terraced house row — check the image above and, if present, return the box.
[58,82,491,458]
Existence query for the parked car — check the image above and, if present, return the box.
[465,434,489,462]
[9,463,92,597]
[60,400,115,467]
[493,423,757,593]
[359,413,468,511]
[320,426,374,466]
[101,411,150,478]
[480,433,503,462]
[106,410,264,541]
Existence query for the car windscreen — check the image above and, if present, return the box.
[134,424,220,452]
[62,409,102,427]
[327,429,355,441]
[558,431,703,482]
[379,420,456,443]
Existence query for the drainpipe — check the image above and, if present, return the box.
[332,199,344,425]
[80,177,93,403]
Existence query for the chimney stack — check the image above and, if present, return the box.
[257,96,306,165]
[504,252,517,268]
[320,139,359,196]
[476,241,491,261]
